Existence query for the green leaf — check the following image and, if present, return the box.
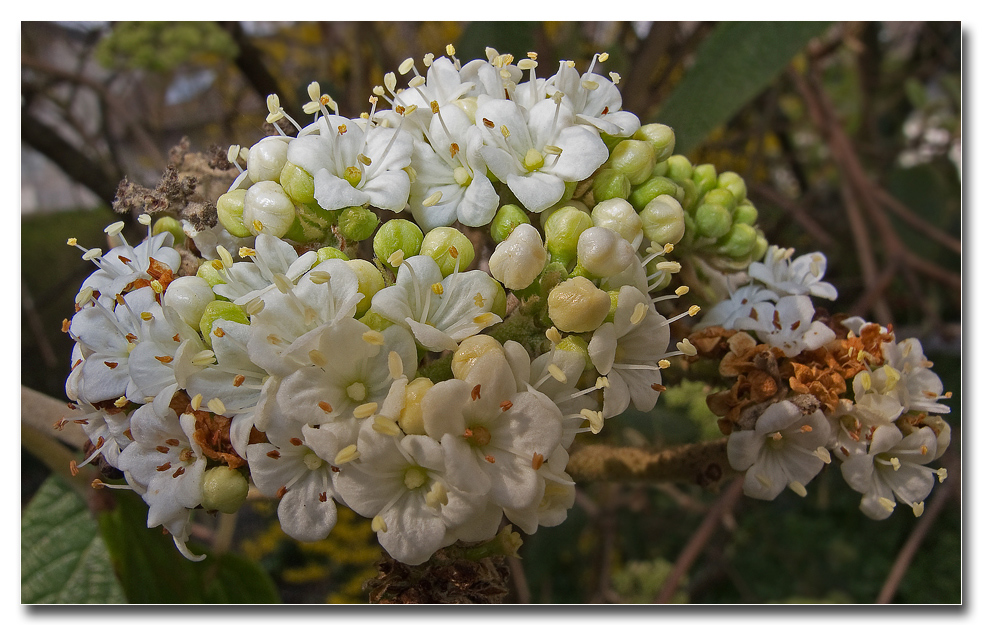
[657,22,833,154]
[98,489,280,603]
[21,475,126,604]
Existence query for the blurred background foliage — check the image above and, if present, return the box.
[21,21,960,604]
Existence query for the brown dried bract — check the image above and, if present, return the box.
[191,409,246,469]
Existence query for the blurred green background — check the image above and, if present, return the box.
[21,21,960,604]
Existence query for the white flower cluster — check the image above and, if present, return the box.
[701,246,951,518]
[63,47,699,565]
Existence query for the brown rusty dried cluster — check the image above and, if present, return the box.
[689,315,897,435]
[364,549,511,604]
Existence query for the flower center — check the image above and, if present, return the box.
[343,165,363,187]
[346,381,367,401]
[303,452,323,471]
[463,425,492,447]
[523,147,545,172]
[453,166,472,187]
[403,465,428,490]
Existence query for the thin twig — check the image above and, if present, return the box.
[748,183,835,247]
[872,185,961,255]
[655,475,745,603]
[507,556,531,604]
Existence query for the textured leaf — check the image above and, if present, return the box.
[21,476,126,604]
[99,489,279,604]
[657,22,833,154]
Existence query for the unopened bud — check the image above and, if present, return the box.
[544,206,593,266]
[490,204,531,244]
[164,276,216,328]
[607,139,656,185]
[665,154,693,182]
[243,181,296,238]
[420,227,474,276]
[695,202,732,239]
[280,161,316,205]
[717,171,748,204]
[315,246,349,264]
[702,188,736,212]
[346,259,385,316]
[201,466,250,514]
[591,198,643,250]
[639,195,686,246]
[629,176,682,212]
[548,276,611,333]
[199,301,250,346]
[576,227,635,278]
[338,206,379,242]
[712,223,758,258]
[591,168,632,203]
[692,163,718,197]
[488,223,548,290]
[374,219,424,269]
[732,200,758,226]
[633,123,676,162]
[247,136,290,184]
[216,189,252,238]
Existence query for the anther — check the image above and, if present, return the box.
[308,349,328,367]
[388,351,404,379]
[156,462,172,472]
[155,355,174,364]
[276,486,288,499]
[387,250,405,267]
[290,437,303,446]
[687,305,701,317]
[630,303,648,325]
[207,398,226,415]
[233,375,246,387]
[546,327,562,344]
[484,454,496,464]
[422,191,443,207]
[318,401,333,413]
[471,384,482,400]
[334,445,360,465]
[266,450,281,459]
[372,415,401,436]
[532,452,544,470]
[547,364,567,384]
[500,400,513,411]
[354,402,378,419]
[362,330,385,346]
[191,394,204,411]
[788,481,807,497]
[372,515,388,533]
[676,339,697,356]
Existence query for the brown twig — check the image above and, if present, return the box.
[872,186,961,255]
[748,183,835,247]
[507,557,531,604]
[655,475,745,603]
[567,439,733,485]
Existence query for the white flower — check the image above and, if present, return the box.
[748,247,838,300]
[268,317,417,441]
[501,446,576,535]
[422,338,565,512]
[477,96,607,212]
[546,58,640,137]
[733,295,835,357]
[246,419,341,542]
[840,424,940,519]
[75,223,182,299]
[212,233,318,306]
[287,114,413,212]
[117,392,207,561]
[881,338,951,414]
[370,254,501,352]
[334,426,486,565]
[488,224,548,290]
[588,285,671,418]
[529,345,599,448]
[693,283,777,330]
[727,400,832,500]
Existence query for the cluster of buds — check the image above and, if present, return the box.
[690,246,951,518]
[62,47,710,565]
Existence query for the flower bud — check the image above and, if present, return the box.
[732,200,758,225]
[196,260,226,287]
[629,176,682,212]
[679,178,699,211]
[199,301,249,346]
[576,227,636,278]
[557,334,589,358]
[346,259,386,316]
[452,335,505,380]
[665,154,693,182]
[489,223,548,290]
[398,377,434,435]
[337,206,379,242]
[591,198,643,250]
[216,189,252,238]
[243,181,296,238]
[545,206,593,267]
[247,137,290,184]
[359,310,394,331]
[200,466,250,514]
[695,202,732,239]
[419,227,475,276]
[547,276,611,333]
[315,246,349,264]
[164,276,215,328]
[607,139,656,185]
[752,232,769,261]
[702,188,736,212]
[639,195,685,245]
[633,123,676,162]
[717,171,747,204]
[712,222,757,258]
[280,161,316,205]
[692,163,717,197]
[490,204,531,243]
[591,168,632,203]
[151,216,186,246]
[374,219,424,268]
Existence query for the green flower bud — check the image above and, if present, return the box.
[639,195,685,245]
[629,176,681,212]
[419,227,474,276]
[374,219,423,268]
[491,279,507,319]
[280,161,316,205]
[315,246,349,263]
[607,139,656,185]
[702,188,736,212]
[692,163,718,197]
[346,259,386,316]
[544,206,593,267]
[490,204,531,243]
[680,179,699,211]
[557,334,589,358]
[665,155,693,182]
[243,181,296,238]
[196,259,227,288]
[247,136,289,183]
[199,300,249,346]
[216,189,252,238]
[561,180,577,204]
[633,123,676,162]
[752,232,769,261]
[732,200,758,225]
[712,222,757,258]
[337,206,379,242]
[602,132,626,152]
[539,261,570,294]
[591,168,632,203]
[359,309,394,331]
[650,160,669,178]
[695,202,732,239]
[163,276,215,328]
[604,289,619,323]
[200,466,249,514]
[547,276,610,333]
[151,215,186,246]
[717,171,747,204]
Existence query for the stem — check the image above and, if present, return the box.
[21,423,95,500]
[566,439,733,485]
